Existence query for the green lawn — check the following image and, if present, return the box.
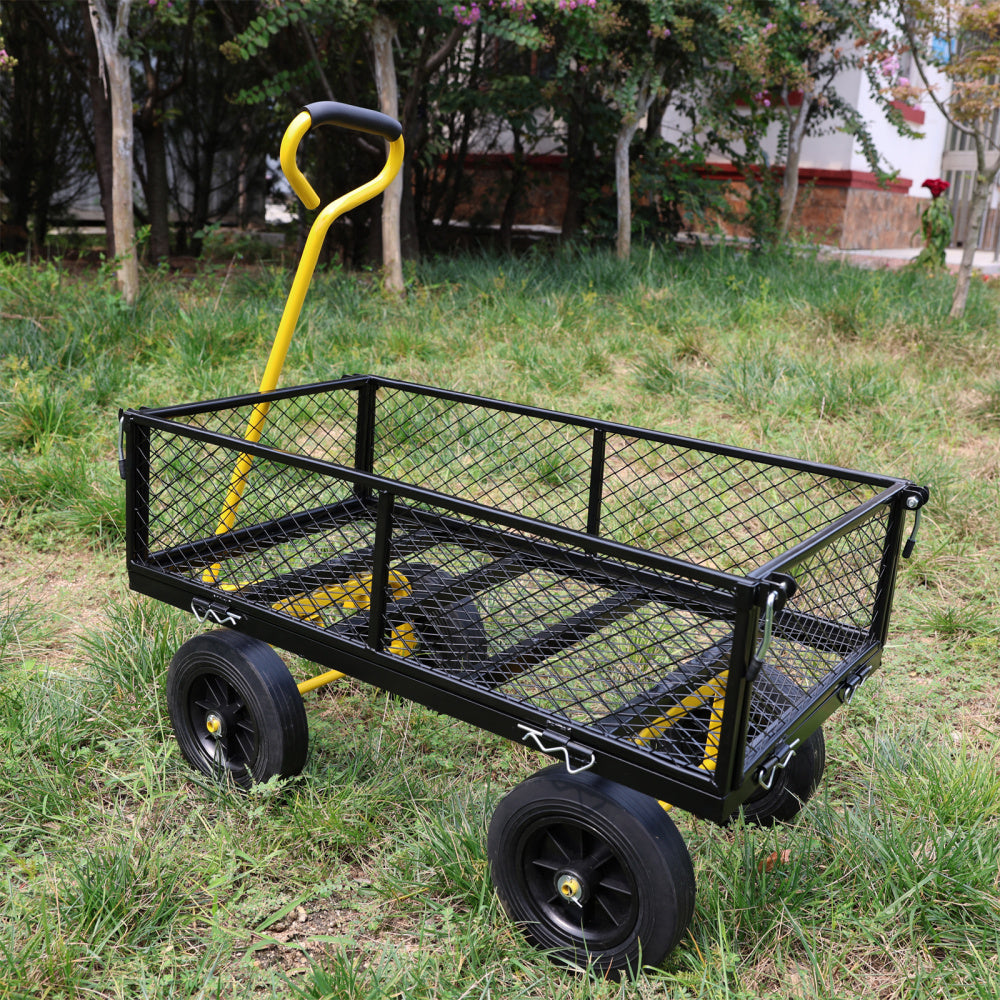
[1,244,998,998]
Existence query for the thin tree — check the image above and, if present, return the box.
[87,0,138,304]
[370,12,403,293]
[894,0,1000,318]
[718,0,914,245]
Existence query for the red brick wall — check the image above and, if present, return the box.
[448,156,924,250]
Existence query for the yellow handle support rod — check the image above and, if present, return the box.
[204,106,404,582]
[297,669,347,695]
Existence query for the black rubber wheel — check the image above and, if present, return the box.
[166,630,308,789]
[740,727,826,827]
[487,765,695,976]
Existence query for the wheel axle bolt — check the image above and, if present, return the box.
[205,713,223,736]
[556,874,583,904]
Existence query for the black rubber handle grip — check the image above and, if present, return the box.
[303,101,402,141]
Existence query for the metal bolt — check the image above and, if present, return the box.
[556,874,584,906]
[905,495,920,509]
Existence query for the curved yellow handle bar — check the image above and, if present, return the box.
[280,112,323,210]
[205,106,404,580]
[266,109,405,395]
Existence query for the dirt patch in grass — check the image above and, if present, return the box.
[0,538,126,670]
[949,433,1000,479]
[244,872,402,982]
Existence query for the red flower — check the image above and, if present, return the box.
[922,178,950,199]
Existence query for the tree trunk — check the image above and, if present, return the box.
[614,120,641,260]
[500,130,526,252]
[950,146,999,318]
[80,0,115,257]
[561,82,588,240]
[370,13,404,295]
[396,24,466,261]
[190,147,215,257]
[136,111,171,262]
[88,0,138,305]
[777,93,812,243]
[614,72,656,261]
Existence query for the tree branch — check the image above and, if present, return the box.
[423,23,466,77]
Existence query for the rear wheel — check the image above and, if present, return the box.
[487,765,695,976]
[167,630,308,789]
[741,727,826,826]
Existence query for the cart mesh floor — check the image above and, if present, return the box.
[123,376,918,815]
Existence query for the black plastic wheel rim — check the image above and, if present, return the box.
[187,672,257,773]
[517,818,639,949]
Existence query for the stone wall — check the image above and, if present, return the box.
[755,173,923,250]
[449,155,568,229]
[839,188,924,250]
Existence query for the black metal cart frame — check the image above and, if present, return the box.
[120,373,926,824]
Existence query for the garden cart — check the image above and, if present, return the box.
[118,102,929,976]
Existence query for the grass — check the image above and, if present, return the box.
[1,244,998,997]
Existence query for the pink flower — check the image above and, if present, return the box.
[452,2,481,24]
[880,53,900,80]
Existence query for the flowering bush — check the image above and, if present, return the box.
[913,178,953,269]
[0,14,15,74]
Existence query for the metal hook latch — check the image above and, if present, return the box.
[747,589,778,682]
[517,725,596,775]
[117,411,127,480]
[902,485,930,558]
[902,505,922,559]
[191,599,242,628]
[840,665,873,705]
[755,736,801,790]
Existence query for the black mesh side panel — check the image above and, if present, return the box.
[599,433,882,573]
[377,501,739,773]
[370,387,595,533]
[156,388,360,467]
[743,506,890,759]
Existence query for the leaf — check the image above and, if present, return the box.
[758,848,792,872]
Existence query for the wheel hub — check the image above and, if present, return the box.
[204,711,225,738]
[556,871,586,906]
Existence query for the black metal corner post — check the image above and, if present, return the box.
[713,582,761,796]
[587,428,606,537]
[870,487,926,645]
[125,416,151,567]
[367,490,396,653]
[354,377,378,503]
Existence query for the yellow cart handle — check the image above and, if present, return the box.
[263,102,404,395]
[205,104,404,582]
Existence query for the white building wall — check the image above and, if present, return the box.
[848,67,950,194]
[747,64,951,188]
[664,59,951,196]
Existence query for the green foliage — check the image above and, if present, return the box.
[912,194,955,269]
[708,0,912,244]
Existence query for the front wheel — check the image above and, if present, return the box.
[166,630,308,789]
[487,765,695,976]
